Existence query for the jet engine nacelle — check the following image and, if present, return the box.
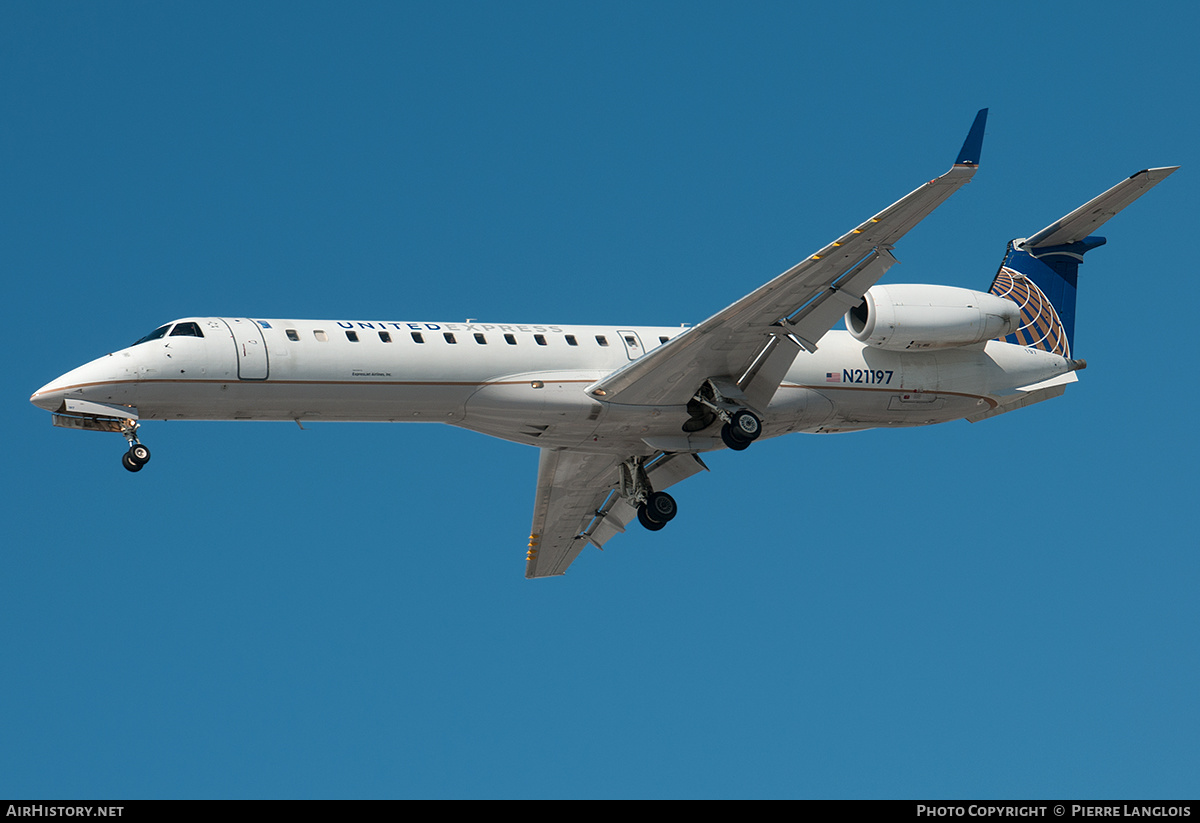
[845,284,1021,351]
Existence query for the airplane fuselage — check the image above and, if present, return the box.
[32,316,1075,455]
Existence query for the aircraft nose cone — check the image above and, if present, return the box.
[31,354,130,413]
[30,379,67,412]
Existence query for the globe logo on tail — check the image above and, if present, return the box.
[989,267,1070,357]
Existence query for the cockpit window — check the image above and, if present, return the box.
[169,322,204,338]
[133,325,171,345]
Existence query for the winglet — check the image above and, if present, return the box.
[955,108,988,167]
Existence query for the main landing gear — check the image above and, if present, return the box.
[720,408,762,451]
[119,420,151,473]
[637,491,677,531]
[620,457,678,532]
[688,380,764,452]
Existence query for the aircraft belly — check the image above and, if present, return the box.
[135,378,475,422]
[586,402,694,454]
[460,371,609,447]
[808,386,987,431]
[763,385,836,433]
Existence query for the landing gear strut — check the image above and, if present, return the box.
[119,420,151,473]
[619,457,679,532]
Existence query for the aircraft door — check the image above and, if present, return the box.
[219,318,269,380]
[618,330,644,361]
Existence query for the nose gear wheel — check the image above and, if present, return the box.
[119,420,151,473]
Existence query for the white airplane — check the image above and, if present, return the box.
[31,110,1177,578]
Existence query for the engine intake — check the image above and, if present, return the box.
[846,284,1020,351]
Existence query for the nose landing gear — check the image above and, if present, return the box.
[119,421,151,473]
[121,444,151,472]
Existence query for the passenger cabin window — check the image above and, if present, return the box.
[314,330,328,342]
[411,332,425,343]
[596,335,608,346]
[534,334,547,346]
[474,333,487,345]
[444,333,457,344]
[504,334,517,345]
[345,330,360,342]
[624,335,639,349]
[659,336,669,344]
[286,329,300,342]
[133,325,171,345]
[565,335,577,346]
[378,331,392,343]
[169,322,204,338]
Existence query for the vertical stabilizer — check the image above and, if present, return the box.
[989,166,1178,357]
[989,237,1104,357]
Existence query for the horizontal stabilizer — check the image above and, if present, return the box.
[1025,166,1179,248]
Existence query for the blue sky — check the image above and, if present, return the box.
[3,1,1197,799]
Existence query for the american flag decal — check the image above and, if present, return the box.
[825,372,841,383]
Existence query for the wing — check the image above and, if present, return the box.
[525,110,990,578]
[587,108,989,411]
[525,448,708,578]
[1024,166,1180,248]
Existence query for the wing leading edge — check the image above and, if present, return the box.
[586,108,989,411]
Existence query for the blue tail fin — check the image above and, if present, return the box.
[989,237,1105,358]
[988,166,1179,357]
